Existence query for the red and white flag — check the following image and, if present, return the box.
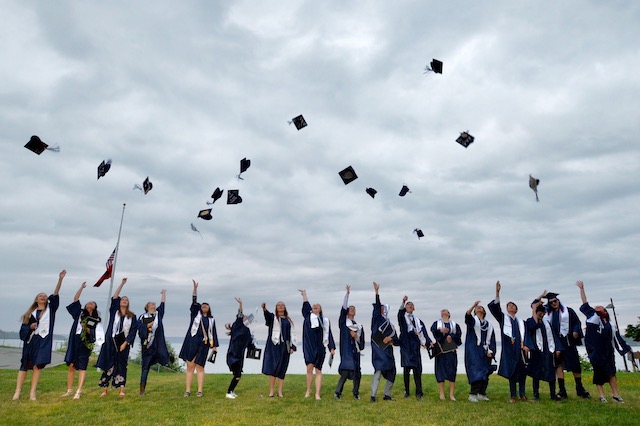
[94,248,116,287]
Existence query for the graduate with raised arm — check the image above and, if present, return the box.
[488,281,528,402]
[543,290,589,399]
[576,280,630,403]
[334,285,365,400]
[431,308,462,401]
[179,280,217,397]
[13,269,65,401]
[63,281,101,400]
[524,292,558,401]
[225,297,255,399]
[370,281,399,402]
[138,289,169,396]
[464,300,496,402]
[97,277,139,397]
[261,300,296,398]
[398,295,432,400]
[300,289,336,400]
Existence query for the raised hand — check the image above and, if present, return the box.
[235,297,242,304]
[192,279,198,289]
[575,280,584,289]
[402,295,408,303]
[346,285,350,294]
[373,282,380,292]
[59,270,67,279]
[496,281,501,292]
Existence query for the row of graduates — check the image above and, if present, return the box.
[11,272,631,404]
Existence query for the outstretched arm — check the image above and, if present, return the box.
[373,281,379,295]
[494,280,501,301]
[235,297,243,314]
[576,281,587,304]
[73,281,87,302]
[299,289,308,302]
[54,269,66,295]
[401,295,408,309]
[113,277,127,299]
[467,300,480,316]
[161,289,167,304]
[343,285,350,310]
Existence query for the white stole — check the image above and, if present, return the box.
[537,316,555,352]
[113,311,132,337]
[548,306,570,337]
[472,315,494,353]
[190,312,214,345]
[33,307,51,338]
[271,316,297,347]
[346,318,363,352]
[310,313,331,347]
[140,312,159,346]
[503,313,525,344]
[437,319,458,335]
[405,312,427,346]
[586,313,619,352]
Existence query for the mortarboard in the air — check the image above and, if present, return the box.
[424,59,443,74]
[544,292,559,300]
[289,115,307,130]
[456,131,474,148]
[366,188,377,198]
[207,187,224,205]
[339,166,358,185]
[399,185,411,197]
[143,177,153,194]
[227,189,243,204]
[238,158,251,180]
[414,228,424,239]
[24,135,60,155]
[198,209,213,220]
[529,175,540,202]
[97,159,112,180]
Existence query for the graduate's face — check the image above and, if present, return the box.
[120,297,129,309]
[405,302,414,313]
[506,302,518,315]
[201,303,211,315]
[475,306,486,319]
[348,306,356,317]
[85,301,97,313]
[535,310,545,320]
[441,309,450,319]
[146,302,157,314]
[548,299,560,310]
[35,293,48,305]
[312,304,322,315]
[276,302,286,315]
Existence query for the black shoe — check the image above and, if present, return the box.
[370,396,376,402]
[557,392,568,400]
[533,393,540,401]
[578,391,591,399]
[551,394,562,401]
[353,394,360,400]
[383,395,394,401]
[416,395,423,401]
[403,393,410,398]
[334,393,341,400]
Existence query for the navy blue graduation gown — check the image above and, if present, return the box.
[302,301,336,369]
[226,313,252,370]
[371,295,398,379]
[524,317,555,382]
[261,310,296,379]
[64,300,95,367]
[397,308,431,368]
[337,306,365,373]
[96,297,139,371]
[20,294,59,369]
[138,302,170,368]
[464,313,496,384]
[179,301,217,366]
[547,304,583,372]
[431,320,462,382]
[488,300,525,380]
[580,303,630,373]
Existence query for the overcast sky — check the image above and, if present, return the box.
[1,1,638,344]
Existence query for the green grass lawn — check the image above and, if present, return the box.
[2,363,639,425]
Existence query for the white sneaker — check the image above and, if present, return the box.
[468,394,478,402]
[599,396,607,403]
[477,394,490,401]
[226,392,237,399]
[612,396,624,403]
[73,390,82,400]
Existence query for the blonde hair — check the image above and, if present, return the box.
[21,293,47,324]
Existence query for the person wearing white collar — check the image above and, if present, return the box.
[576,280,630,403]
[431,308,462,401]
[97,277,139,397]
[300,289,336,400]
[464,300,496,402]
[524,295,558,401]
[13,269,65,401]
[488,281,528,403]
[138,289,169,396]
[398,295,433,401]
[334,285,365,400]
[179,280,217,398]
[261,299,297,398]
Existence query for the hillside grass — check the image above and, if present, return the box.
[2,362,639,426]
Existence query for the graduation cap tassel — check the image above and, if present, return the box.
[46,145,61,152]
[190,223,203,239]
[133,184,143,192]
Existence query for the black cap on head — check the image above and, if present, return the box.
[339,166,358,185]
[227,189,242,204]
[24,135,49,155]
[456,132,475,148]
[366,188,377,198]
[529,175,540,202]
[208,187,224,205]
[290,115,307,130]
[430,59,443,74]
[198,209,212,220]
[544,292,559,300]
[143,177,153,194]
[399,185,410,197]
[97,159,112,180]
[414,228,424,239]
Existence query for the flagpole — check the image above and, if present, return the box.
[107,203,127,304]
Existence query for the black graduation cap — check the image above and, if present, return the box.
[529,175,540,202]
[544,292,559,300]
[24,135,60,155]
[227,189,242,204]
[414,228,424,239]
[399,185,410,197]
[97,159,112,180]
[143,177,153,194]
[424,59,443,74]
[198,209,212,220]
[207,187,224,205]
[289,115,307,130]
[339,166,358,185]
[238,158,251,180]
[366,188,377,198]
[455,131,474,148]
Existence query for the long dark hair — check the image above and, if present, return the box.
[200,303,213,318]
